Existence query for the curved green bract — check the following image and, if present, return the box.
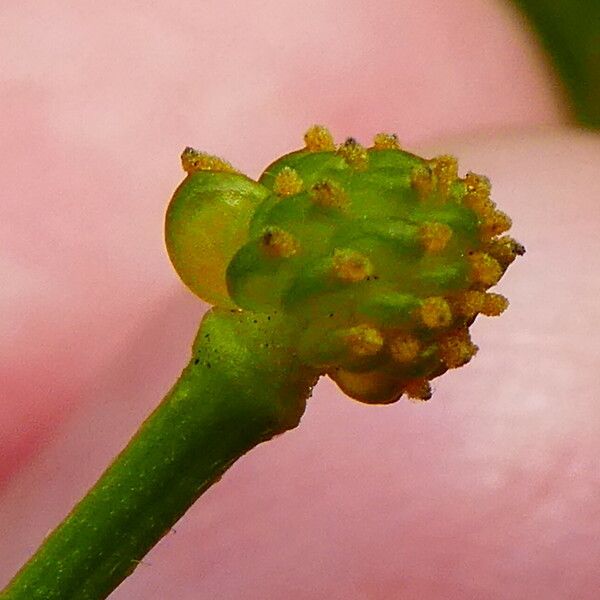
[165,128,524,403]
[165,170,270,307]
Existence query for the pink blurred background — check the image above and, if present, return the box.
[2,1,599,598]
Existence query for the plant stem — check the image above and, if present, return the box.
[2,308,316,600]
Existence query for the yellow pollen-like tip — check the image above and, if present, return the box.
[430,155,458,198]
[404,378,432,402]
[468,252,503,287]
[465,195,496,217]
[343,325,384,357]
[464,171,491,194]
[480,210,512,241]
[481,292,509,316]
[438,329,478,369]
[181,147,238,174]
[484,236,526,267]
[372,132,401,150]
[452,290,486,319]
[390,334,421,363]
[310,180,349,210]
[304,125,335,152]
[463,172,494,214]
[332,248,373,282]
[419,222,453,253]
[261,227,299,258]
[337,138,369,170]
[411,166,435,200]
[420,297,452,328]
[273,167,304,197]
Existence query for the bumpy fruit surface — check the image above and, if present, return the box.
[166,126,524,404]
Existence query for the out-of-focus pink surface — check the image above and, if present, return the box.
[3,1,593,598]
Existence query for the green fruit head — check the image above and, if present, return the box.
[166,126,524,404]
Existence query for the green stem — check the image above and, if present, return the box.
[2,308,317,600]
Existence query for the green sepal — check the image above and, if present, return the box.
[165,171,270,307]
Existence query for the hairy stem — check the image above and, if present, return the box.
[2,308,316,600]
